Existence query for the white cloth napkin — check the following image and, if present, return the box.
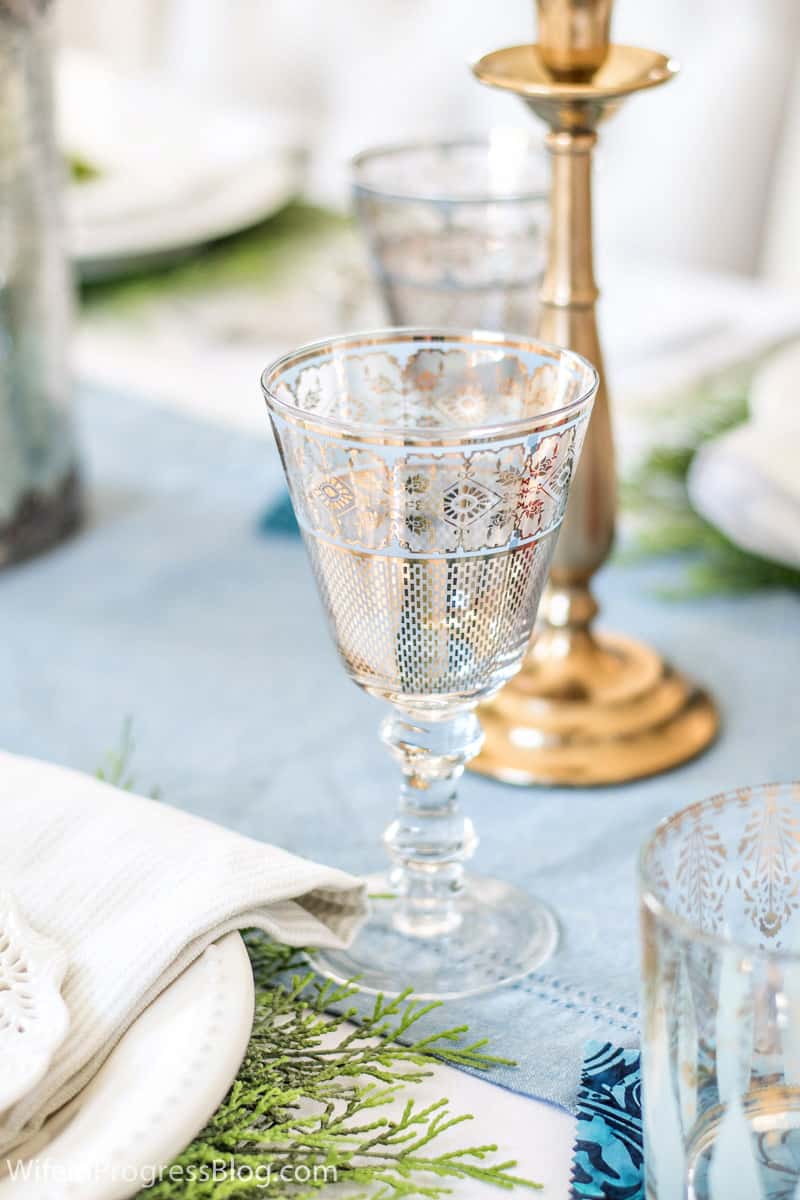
[0,749,366,1154]
[688,340,800,569]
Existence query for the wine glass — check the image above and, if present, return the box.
[352,132,549,330]
[262,329,596,998]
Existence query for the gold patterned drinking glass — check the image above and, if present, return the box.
[640,783,800,1200]
[352,132,549,331]
[262,329,596,998]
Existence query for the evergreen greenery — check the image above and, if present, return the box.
[139,938,539,1198]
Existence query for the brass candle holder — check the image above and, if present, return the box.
[470,0,718,786]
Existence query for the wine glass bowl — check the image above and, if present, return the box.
[263,329,596,998]
[352,133,549,331]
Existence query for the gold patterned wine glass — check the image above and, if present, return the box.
[262,329,596,998]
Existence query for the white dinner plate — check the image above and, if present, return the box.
[0,932,255,1200]
[58,52,303,281]
[686,339,800,572]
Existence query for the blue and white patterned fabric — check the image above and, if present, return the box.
[570,1041,643,1200]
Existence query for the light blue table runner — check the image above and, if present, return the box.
[1,383,797,1113]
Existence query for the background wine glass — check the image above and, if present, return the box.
[352,132,549,332]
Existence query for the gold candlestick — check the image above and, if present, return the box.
[470,1,718,786]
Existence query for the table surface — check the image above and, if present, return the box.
[7,254,800,1198]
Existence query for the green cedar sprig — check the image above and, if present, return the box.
[140,936,540,1198]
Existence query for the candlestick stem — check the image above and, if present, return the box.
[470,20,718,785]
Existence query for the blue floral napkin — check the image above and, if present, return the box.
[570,1041,643,1200]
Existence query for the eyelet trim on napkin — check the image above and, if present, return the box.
[0,890,70,1115]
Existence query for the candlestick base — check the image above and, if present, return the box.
[472,630,718,787]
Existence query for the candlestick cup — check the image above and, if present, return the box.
[262,330,596,998]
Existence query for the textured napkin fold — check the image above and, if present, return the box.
[0,749,366,1154]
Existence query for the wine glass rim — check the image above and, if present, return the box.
[260,327,598,443]
[351,134,549,206]
[639,781,800,962]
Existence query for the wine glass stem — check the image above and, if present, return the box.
[380,709,483,938]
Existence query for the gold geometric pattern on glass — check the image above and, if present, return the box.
[273,345,585,561]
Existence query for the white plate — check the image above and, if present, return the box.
[686,339,800,572]
[0,932,254,1200]
[689,423,800,570]
[58,52,303,280]
[70,151,302,282]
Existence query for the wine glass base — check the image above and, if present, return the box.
[311,873,558,1000]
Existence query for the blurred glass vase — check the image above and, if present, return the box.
[353,132,549,331]
[0,1,82,567]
